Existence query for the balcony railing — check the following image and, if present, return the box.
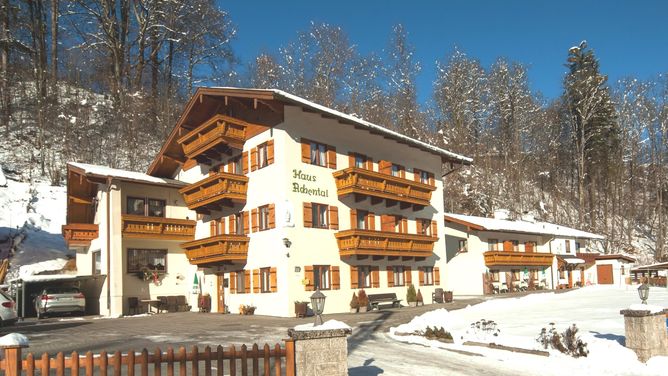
[121,215,196,241]
[335,229,436,258]
[62,223,99,247]
[333,167,436,207]
[177,114,247,160]
[179,172,249,211]
[484,251,554,267]
[181,234,250,265]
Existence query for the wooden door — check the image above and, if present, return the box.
[217,274,225,313]
[580,268,585,286]
[568,270,573,288]
[597,265,614,284]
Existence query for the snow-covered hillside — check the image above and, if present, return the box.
[0,171,71,282]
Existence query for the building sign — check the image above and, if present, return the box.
[291,169,329,197]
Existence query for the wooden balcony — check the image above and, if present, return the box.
[179,172,248,212]
[335,229,436,258]
[121,215,196,241]
[484,251,554,267]
[177,114,247,162]
[333,167,436,207]
[62,223,99,248]
[181,234,250,265]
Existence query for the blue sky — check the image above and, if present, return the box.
[223,1,667,104]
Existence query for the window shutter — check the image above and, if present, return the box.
[301,139,310,163]
[326,145,336,169]
[350,266,358,289]
[434,267,441,285]
[413,168,421,182]
[242,151,249,174]
[401,217,408,234]
[405,267,412,285]
[270,267,277,292]
[379,160,391,174]
[304,266,315,291]
[387,267,394,287]
[267,140,275,165]
[210,220,216,236]
[331,266,340,290]
[250,148,258,171]
[251,208,259,232]
[244,270,251,293]
[350,209,357,230]
[303,202,312,228]
[253,269,260,293]
[371,266,380,288]
[416,219,423,235]
[227,160,234,174]
[243,211,250,235]
[428,172,435,186]
[381,215,393,232]
[229,272,237,294]
[367,213,375,230]
[431,220,438,237]
[228,214,235,234]
[329,206,339,230]
[366,157,373,171]
[398,165,406,178]
[418,268,424,286]
[268,204,276,229]
[348,152,355,168]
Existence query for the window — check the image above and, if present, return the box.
[127,197,146,215]
[422,267,434,285]
[234,212,244,235]
[490,270,500,282]
[358,266,371,288]
[512,240,519,252]
[458,239,468,253]
[259,205,270,231]
[512,269,521,281]
[355,154,366,168]
[236,272,246,293]
[393,266,405,287]
[356,210,368,230]
[575,242,581,252]
[127,197,165,217]
[230,155,243,174]
[419,170,430,184]
[311,203,328,228]
[418,219,432,236]
[257,142,269,169]
[310,141,327,167]
[260,267,271,293]
[391,164,400,177]
[488,239,499,251]
[565,240,571,253]
[92,251,101,275]
[127,249,167,273]
[313,265,331,290]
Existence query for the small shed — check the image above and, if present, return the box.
[595,254,636,286]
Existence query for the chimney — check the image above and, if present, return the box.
[493,209,510,220]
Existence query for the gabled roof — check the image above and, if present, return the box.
[444,213,605,240]
[69,162,186,188]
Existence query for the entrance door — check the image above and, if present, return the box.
[597,265,614,284]
[568,270,573,288]
[217,275,225,313]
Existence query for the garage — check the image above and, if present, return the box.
[597,264,613,284]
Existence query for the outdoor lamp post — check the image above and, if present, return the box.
[637,282,649,304]
[310,289,326,326]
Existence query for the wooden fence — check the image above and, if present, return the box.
[0,341,295,376]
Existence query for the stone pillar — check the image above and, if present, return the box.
[288,327,352,376]
[620,308,668,362]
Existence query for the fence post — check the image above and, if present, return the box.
[1,335,29,376]
[283,339,295,376]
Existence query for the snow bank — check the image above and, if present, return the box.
[0,165,6,187]
[294,319,351,331]
[0,333,29,347]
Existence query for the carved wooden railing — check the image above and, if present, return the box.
[62,223,99,247]
[333,167,436,206]
[121,215,196,241]
[335,229,436,258]
[181,234,250,265]
[177,114,247,159]
[484,251,554,267]
[179,172,249,211]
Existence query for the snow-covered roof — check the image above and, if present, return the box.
[213,87,473,165]
[69,162,186,187]
[444,213,605,240]
[631,261,668,271]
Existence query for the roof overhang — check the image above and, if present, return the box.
[596,254,636,263]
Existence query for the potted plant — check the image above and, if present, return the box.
[444,290,454,303]
[357,289,369,312]
[416,289,424,307]
[294,301,309,318]
[239,304,256,315]
[349,292,359,313]
[406,284,417,307]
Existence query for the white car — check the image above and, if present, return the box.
[34,287,86,319]
[0,290,18,326]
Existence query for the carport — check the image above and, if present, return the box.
[8,274,105,318]
[631,261,668,287]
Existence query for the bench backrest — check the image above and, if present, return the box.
[368,293,398,301]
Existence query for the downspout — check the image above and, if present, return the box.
[106,177,112,313]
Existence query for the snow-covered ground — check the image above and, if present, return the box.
[387,286,668,375]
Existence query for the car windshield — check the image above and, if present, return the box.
[44,287,80,295]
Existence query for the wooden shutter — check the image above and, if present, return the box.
[250,148,258,171]
[431,220,438,237]
[350,209,357,229]
[270,267,277,292]
[244,270,251,293]
[404,267,412,285]
[434,267,441,285]
[348,152,355,168]
[331,266,340,290]
[366,157,373,171]
[251,208,259,232]
[387,267,394,287]
[413,168,421,182]
[242,151,249,174]
[416,219,423,235]
[379,160,391,174]
[229,272,237,294]
[367,213,375,230]
[381,215,394,232]
[525,242,535,253]
[326,145,336,169]
[397,164,405,178]
[268,204,276,229]
[329,206,339,230]
[401,217,408,234]
[227,160,234,174]
[428,172,435,186]
[253,269,260,293]
[303,202,312,228]
[210,220,217,236]
[350,266,358,289]
[228,214,235,234]
[243,211,250,235]
[301,139,310,163]
[418,268,424,286]
[267,140,275,165]
[304,266,315,291]
[371,266,380,288]
[503,241,513,252]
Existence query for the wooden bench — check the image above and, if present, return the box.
[367,293,402,310]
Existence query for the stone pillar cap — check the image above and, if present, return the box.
[0,333,29,348]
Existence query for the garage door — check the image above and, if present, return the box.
[597,264,613,284]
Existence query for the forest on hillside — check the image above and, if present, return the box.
[0,1,666,261]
